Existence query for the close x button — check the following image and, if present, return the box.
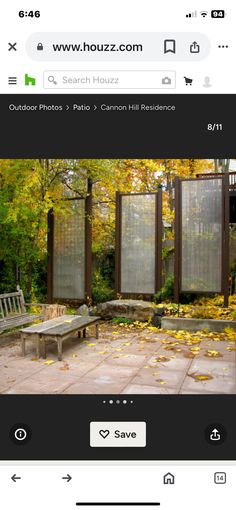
[90,422,146,447]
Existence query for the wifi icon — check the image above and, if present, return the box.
[200,11,208,17]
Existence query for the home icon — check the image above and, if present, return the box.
[163,472,175,485]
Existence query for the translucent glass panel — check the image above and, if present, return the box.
[181,179,222,292]
[53,200,85,299]
[120,194,156,294]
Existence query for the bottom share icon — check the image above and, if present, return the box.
[214,472,226,484]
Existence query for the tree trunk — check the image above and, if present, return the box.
[26,261,33,297]
[43,304,67,321]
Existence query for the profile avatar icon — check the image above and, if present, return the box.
[203,76,212,88]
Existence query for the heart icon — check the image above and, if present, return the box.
[99,429,110,439]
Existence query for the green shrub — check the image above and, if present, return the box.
[154,275,174,302]
[92,269,115,304]
[111,317,133,324]
[154,275,200,304]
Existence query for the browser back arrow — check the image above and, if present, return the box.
[11,474,21,482]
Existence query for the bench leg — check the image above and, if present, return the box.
[42,340,46,359]
[21,336,26,357]
[96,324,99,339]
[78,331,81,339]
[57,338,63,361]
[36,338,40,359]
[83,329,86,338]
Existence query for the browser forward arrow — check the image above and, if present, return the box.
[62,474,72,483]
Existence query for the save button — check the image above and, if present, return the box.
[90,422,146,447]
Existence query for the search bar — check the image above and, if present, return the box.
[43,71,176,89]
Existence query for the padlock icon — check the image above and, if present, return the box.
[37,43,44,51]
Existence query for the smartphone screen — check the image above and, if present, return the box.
[0,1,235,509]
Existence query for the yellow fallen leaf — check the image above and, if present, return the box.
[164,346,182,352]
[98,351,109,355]
[87,343,96,347]
[185,338,202,345]
[162,341,179,347]
[184,351,197,359]
[64,320,73,323]
[155,379,167,385]
[43,360,55,365]
[224,327,236,339]
[188,373,213,382]
[204,350,222,358]
[72,354,78,358]
[154,356,170,363]
[60,363,70,371]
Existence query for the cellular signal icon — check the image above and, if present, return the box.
[186,11,197,18]
[200,11,208,17]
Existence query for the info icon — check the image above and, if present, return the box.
[205,423,227,446]
[9,423,32,445]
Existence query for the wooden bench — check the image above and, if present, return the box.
[20,315,101,361]
[0,287,42,333]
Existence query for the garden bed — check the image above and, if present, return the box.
[157,296,236,331]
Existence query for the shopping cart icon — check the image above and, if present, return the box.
[184,77,193,85]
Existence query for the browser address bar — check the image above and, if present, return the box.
[28,32,210,61]
[43,70,176,89]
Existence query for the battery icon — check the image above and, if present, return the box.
[211,10,225,18]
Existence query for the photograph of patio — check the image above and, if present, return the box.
[0,158,236,395]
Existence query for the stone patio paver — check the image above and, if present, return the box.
[121,384,179,394]
[0,324,236,394]
[180,358,236,394]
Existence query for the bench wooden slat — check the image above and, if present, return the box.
[16,296,21,314]
[0,300,4,319]
[20,315,74,334]
[20,315,100,337]
[40,316,101,337]
[8,297,13,313]
[12,297,17,313]
[0,291,23,299]
[0,314,41,332]
[3,298,8,316]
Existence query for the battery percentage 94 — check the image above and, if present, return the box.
[207,123,223,131]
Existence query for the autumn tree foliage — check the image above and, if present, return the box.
[0,158,214,300]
